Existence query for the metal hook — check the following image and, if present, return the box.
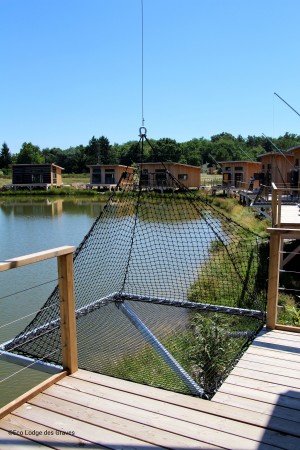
[139,126,147,138]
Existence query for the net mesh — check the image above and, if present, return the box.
[4,159,268,398]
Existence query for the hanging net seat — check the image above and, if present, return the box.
[3,142,269,398]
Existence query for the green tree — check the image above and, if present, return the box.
[0,142,12,169]
[16,142,43,164]
[151,138,181,162]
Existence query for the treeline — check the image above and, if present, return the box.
[1,132,300,174]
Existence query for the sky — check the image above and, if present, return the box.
[1,0,300,154]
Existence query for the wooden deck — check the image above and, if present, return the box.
[0,327,299,449]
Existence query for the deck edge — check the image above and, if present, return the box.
[0,370,68,419]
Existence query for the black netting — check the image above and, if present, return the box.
[4,161,269,398]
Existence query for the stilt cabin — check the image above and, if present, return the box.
[258,152,294,186]
[87,164,135,190]
[218,161,262,190]
[287,145,300,188]
[139,162,201,190]
[11,164,64,190]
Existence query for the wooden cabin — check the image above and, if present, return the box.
[287,145,300,188]
[258,152,294,186]
[218,161,262,190]
[11,164,64,190]
[138,162,201,189]
[87,164,135,190]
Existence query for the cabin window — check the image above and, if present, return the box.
[92,168,101,183]
[104,169,115,184]
[296,159,299,167]
[31,170,44,183]
[155,169,167,182]
[225,167,231,171]
[178,174,188,180]
[235,167,243,171]
[267,164,271,170]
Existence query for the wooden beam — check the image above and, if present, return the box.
[266,232,281,329]
[0,246,76,272]
[0,371,67,419]
[57,252,78,374]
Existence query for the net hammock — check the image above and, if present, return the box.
[3,138,269,398]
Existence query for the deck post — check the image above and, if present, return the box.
[57,251,78,373]
[271,183,278,227]
[266,231,281,329]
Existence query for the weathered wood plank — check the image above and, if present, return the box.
[0,246,75,272]
[241,352,300,370]
[14,402,165,450]
[18,398,221,450]
[0,427,47,449]
[246,345,300,363]
[0,414,99,449]
[68,371,300,440]
[231,366,300,389]
[54,373,295,448]
[221,374,300,398]
[236,359,300,379]
[217,383,300,413]
[255,330,300,346]
[0,371,67,420]
[213,391,300,425]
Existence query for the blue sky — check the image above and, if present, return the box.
[1,0,300,154]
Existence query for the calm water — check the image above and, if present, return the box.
[0,196,218,407]
[0,197,103,406]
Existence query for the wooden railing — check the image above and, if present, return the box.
[272,182,300,227]
[0,246,77,418]
[267,228,300,332]
[0,245,78,373]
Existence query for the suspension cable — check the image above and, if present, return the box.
[141,0,145,128]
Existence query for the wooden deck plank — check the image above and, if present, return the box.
[13,402,165,450]
[213,391,300,424]
[252,336,300,352]
[220,373,300,398]
[70,370,300,439]
[47,379,284,449]
[234,358,300,380]
[246,345,300,363]
[0,426,47,449]
[216,383,300,418]
[20,396,222,450]
[242,351,300,370]
[0,414,102,449]
[230,365,300,389]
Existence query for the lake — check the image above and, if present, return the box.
[0,197,103,406]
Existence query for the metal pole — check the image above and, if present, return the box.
[116,301,205,397]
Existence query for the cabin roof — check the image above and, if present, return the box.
[286,145,300,153]
[218,160,261,164]
[138,162,201,169]
[87,164,134,169]
[12,163,64,170]
[258,152,293,159]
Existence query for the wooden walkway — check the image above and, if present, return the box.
[0,327,299,449]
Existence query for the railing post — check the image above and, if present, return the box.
[57,251,78,373]
[266,230,281,329]
[271,183,277,227]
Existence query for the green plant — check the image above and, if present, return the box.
[188,313,243,396]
